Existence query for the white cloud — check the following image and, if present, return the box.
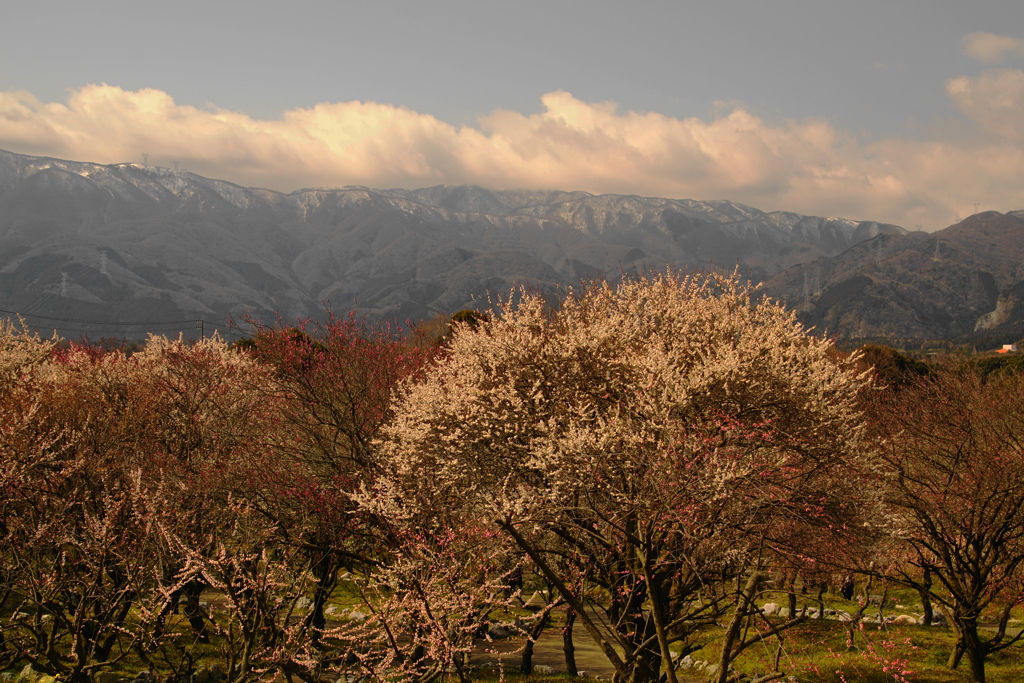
[1,82,1023,230]
[962,32,1024,63]
[946,68,1024,142]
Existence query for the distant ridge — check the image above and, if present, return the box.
[0,147,909,339]
[761,210,1024,344]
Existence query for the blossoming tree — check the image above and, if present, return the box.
[381,271,872,683]
[869,370,1024,683]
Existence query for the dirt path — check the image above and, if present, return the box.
[471,629,703,682]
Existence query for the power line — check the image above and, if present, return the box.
[14,322,248,340]
[0,307,200,326]
[18,324,195,337]
[0,309,248,339]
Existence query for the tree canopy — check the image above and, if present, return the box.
[382,270,874,683]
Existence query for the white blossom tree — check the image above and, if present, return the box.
[381,270,873,683]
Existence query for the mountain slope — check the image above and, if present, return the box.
[0,148,906,338]
[761,211,1024,342]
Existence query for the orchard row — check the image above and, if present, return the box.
[2,271,1022,683]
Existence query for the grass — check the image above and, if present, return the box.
[679,617,1024,683]
[6,586,1024,683]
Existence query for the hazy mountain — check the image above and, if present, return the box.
[761,210,1024,344]
[0,148,906,339]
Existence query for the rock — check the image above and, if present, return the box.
[36,677,55,683]
[17,665,35,683]
[778,607,791,618]
[534,665,554,674]
[577,672,587,677]
[209,665,223,681]
[487,625,509,640]
[194,668,210,683]
[891,614,917,625]
[677,655,694,669]
[325,605,338,615]
[705,664,719,677]
[762,603,779,616]
[347,609,368,622]
[294,597,311,611]
[836,610,854,622]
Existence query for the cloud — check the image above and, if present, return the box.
[962,32,1024,63]
[1,82,1023,230]
[946,68,1024,142]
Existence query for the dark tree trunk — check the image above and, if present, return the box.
[522,606,553,674]
[563,608,578,677]
[918,568,934,626]
[522,638,536,676]
[950,617,987,683]
[624,613,661,683]
[304,550,338,647]
[182,579,209,643]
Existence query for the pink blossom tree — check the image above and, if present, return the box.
[234,314,433,645]
[868,369,1024,683]
[0,332,172,682]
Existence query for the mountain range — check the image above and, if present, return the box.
[1,147,1021,345]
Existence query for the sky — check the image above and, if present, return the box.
[1,0,1023,230]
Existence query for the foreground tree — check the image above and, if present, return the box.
[0,335,172,682]
[869,370,1024,683]
[236,315,432,644]
[382,271,873,683]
